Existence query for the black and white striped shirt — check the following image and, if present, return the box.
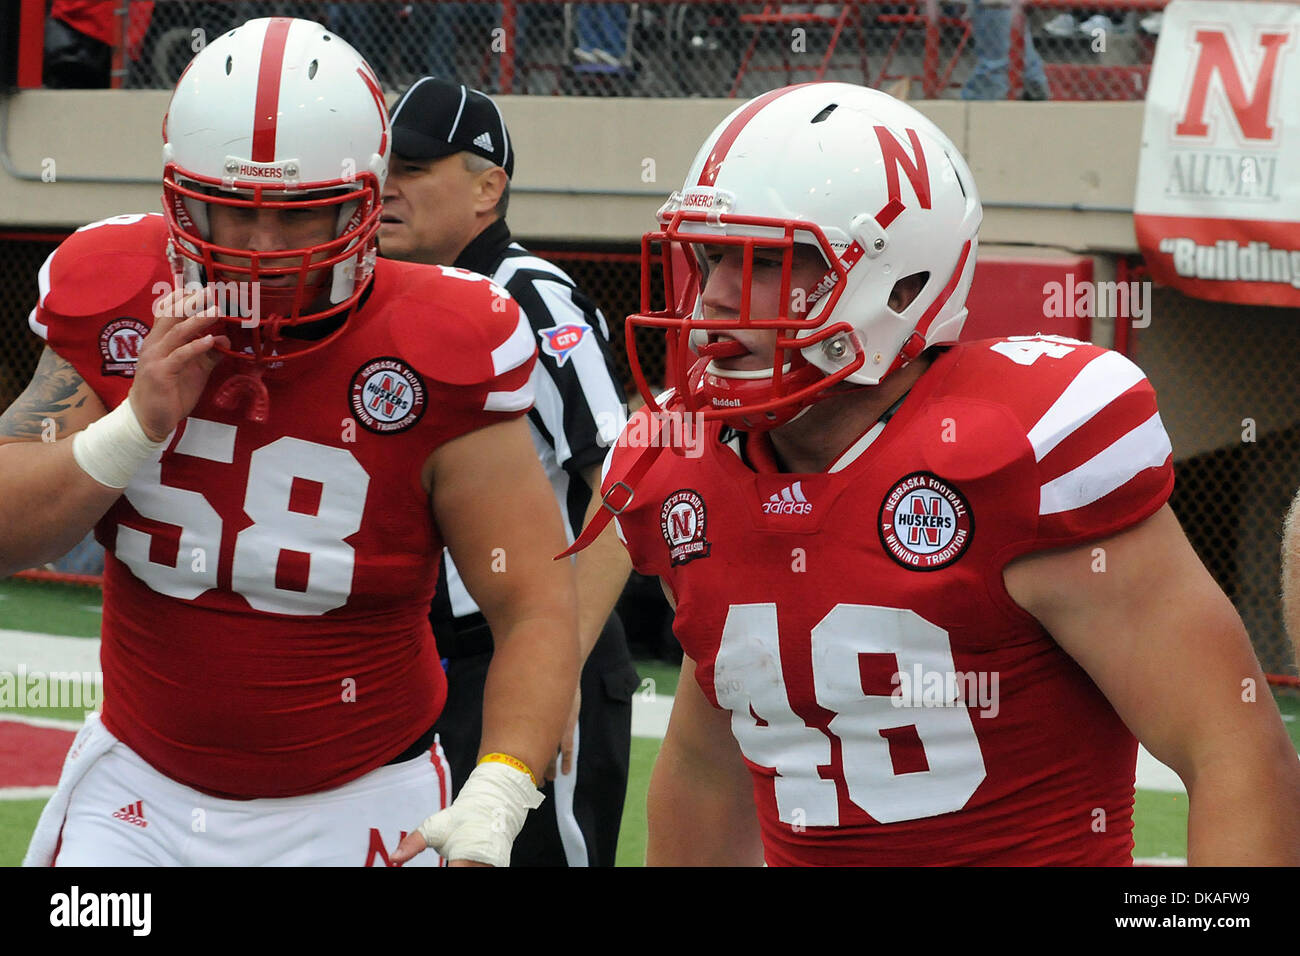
[433,219,628,625]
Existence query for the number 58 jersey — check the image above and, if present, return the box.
[605,337,1175,865]
[30,214,536,799]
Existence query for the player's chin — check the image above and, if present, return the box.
[713,355,771,373]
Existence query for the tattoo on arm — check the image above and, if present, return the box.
[0,348,96,441]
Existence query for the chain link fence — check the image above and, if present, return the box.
[1,231,1297,674]
[90,0,1163,99]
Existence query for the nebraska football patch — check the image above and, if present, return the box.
[98,318,149,377]
[878,472,973,571]
[661,489,711,566]
[349,358,427,434]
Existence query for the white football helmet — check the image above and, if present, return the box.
[161,17,390,364]
[629,82,982,430]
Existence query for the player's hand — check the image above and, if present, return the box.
[390,761,545,867]
[546,687,582,781]
[128,285,231,442]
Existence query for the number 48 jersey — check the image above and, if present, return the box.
[29,214,536,799]
[605,336,1174,865]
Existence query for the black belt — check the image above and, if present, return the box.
[434,612,495,660]
[385,721,440,766]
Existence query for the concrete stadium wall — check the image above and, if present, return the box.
[0,91,1140,252]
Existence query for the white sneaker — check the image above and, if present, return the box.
[1043,13,1077,38]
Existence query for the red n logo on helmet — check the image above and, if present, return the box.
[1175,29,1290,141]
[874,127,931,229]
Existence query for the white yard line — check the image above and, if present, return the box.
[632,693,673,739]
[0,713,85,731]
[1136,745,1185,794]
[0,630,101,675]
[0,786,55,801]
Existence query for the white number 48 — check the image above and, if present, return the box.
[989,334,1081,366]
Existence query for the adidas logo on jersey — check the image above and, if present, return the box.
[762,481,813,515]
[112,800,148,828]
[473,131,494,152]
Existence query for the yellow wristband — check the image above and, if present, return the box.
[478,752,538,788]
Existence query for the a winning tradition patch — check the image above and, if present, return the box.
[878,472,973,571]
[349,357,427,434]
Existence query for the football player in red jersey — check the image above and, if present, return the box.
[593,83,1300,865]
[0,18,577,867]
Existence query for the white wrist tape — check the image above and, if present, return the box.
[416,761,544,867]
[72,400,168,489]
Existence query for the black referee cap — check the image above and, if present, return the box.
[389,77,514,179]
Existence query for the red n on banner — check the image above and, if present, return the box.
[1175,29,1291,141]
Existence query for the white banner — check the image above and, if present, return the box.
[1134,0,1300,306]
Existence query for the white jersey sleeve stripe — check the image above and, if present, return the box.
[490,312,535,375]
[27,248,57,340]
[484,376,535,413]
[28,308,48,341]
[1039,412,1172,516]
[1026,351,1147,462]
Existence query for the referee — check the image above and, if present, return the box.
[380,78,637,867]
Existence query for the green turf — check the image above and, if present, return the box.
[0,800,46,866]
[0,578,102,639]
[1276,691,1300,750]
[4,702,97,722]
[633,657,680,700]
[615,737,659,867]
[1133,789,1189,861]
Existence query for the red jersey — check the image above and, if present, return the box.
[30,213,536,798]
[606,336,1175,865]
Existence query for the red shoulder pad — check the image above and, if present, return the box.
[383,262,532,387]
[41,214,171,318]
[28,214,172,409]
